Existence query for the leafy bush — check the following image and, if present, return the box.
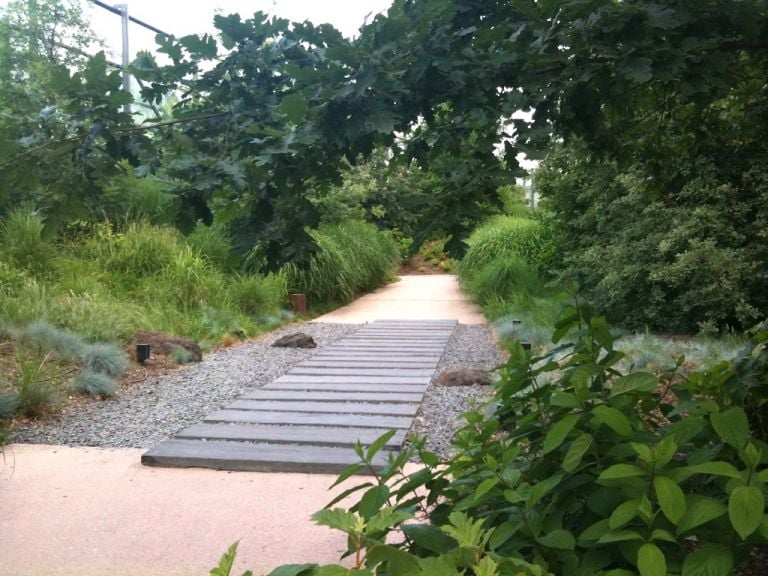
[284,221,399,306]
[457,215,551,279]
[0,208,54,276]
[100,166,176,225]
[536,145,768,332]
[186,220,233,270]
[97,222,180,275]
[72,370,116,398]
[82,342,127,378]
[254,309,768,576]
[227,272,287,316]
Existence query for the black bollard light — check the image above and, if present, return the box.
[136,343,151,364]
[521,342,532,351]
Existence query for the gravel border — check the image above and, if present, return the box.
[12,322,506,457]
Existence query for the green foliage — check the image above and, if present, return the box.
[96,222,181,276]
[227,273,287,317]
[536,145,768,332]
[257,308,768,576]
[14,352,57,417]
[16,319,87,361]
[186,220,233,270]
[82,343,127,378]
[100,165,176,225]
[170,345,193,365]
[0,209,54,276]
[72,370,116,398]
[285,221,398,307]
[457,216,549,279]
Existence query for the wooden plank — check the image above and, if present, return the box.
[142,439,391,474]
[297,360,438,369]
[287,367,435,377]
[174,423,406,449]
[227,399,419,416]
[309,353,442,362]
[265,381,428,393]
[275,375,431,384]
[205,410,413,429]
[240,390,424,403]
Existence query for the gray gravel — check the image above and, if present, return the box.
[410,323,506,458]
[13,322,506,458]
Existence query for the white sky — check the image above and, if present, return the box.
[84,0,393,61]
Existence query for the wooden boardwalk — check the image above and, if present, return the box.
[141,320,456,473]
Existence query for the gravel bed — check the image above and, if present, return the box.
[409,323,506,459]
[12,323,359,448]
[13,322,506,458]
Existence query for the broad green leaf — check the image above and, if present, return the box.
[729,485,765,539]
[416,557,461,576]
[266,565,317,576]
[650,529,676,543]
[366,430,397,461]
[598,529,644,544]
[609,372,658,398]
[472,556,499,576]
[311,509,359,534]
[677,497,727,535]
[210,541,241,576]
[488,522,518,550]
[637,543,666,576]
[579,519,610,542]
[681,544,733,576]
[536,529,575,550]
[366,545,419,575]
[551,392,581,408]
[474,477,498,499]
[598,464,646,482]
[444,512,487,548]
[401,523,457,553]
[279,93,309,124]
[609,499,640,529]
[740,442,761,470]
[529,472,564,506]
[710,407,750,449]
[654,476,686,525]
[542,414,581,455]
[592,405,634,436]
[672,461,742,481]
[366,508,412,533]
[358,484,390,520]
[562,433,593,472]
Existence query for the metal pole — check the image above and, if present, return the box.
[116,3,131,114]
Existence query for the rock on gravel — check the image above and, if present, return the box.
[408,323,507,459]
[12,323,359,448]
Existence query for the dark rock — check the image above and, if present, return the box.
[271,333,317,349]
[435,368,492,387]
[131,331,203,362]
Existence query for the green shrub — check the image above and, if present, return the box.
[0,209,54,276]
[100,166,176,225]
[16,320,87,361]
[185,220,233,270]
[98,222,180,275]
[72,370,116,398]
[82,343,127,378]
[164,247,222,309]
[457,216,548,279]
[15,353,57,417]
[227,272,287,316]
[465,254,542,308]
[50,292,148,342]
[170,345,193,365]
[258,310,768,576]
[284,221,398,306]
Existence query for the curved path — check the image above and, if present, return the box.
[0,275,485,576]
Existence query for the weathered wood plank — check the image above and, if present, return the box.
[275,374,431,384]
[174,423,406,449]
[205,409,413,429]
[227,399,420,416]
[297,360,438,369]
[240,390,424,403]
[287,367,435,377]
[265,381,428,393]
[142,439,391,473]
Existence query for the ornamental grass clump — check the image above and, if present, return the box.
[72,370,116,398]
[82,342,127,378]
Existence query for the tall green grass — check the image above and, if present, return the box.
[285,221,399,306]
[0,208,55,276]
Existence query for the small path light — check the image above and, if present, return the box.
[136,343,151,364]
[521,342,532,351]
[290,293,308,315]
